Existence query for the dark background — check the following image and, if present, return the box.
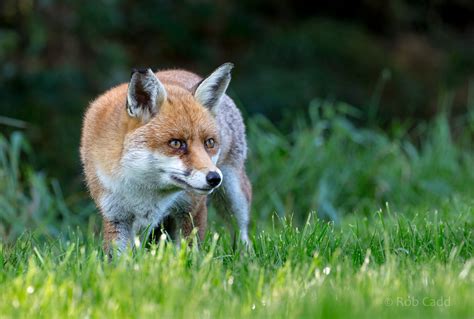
[1,0,473,195]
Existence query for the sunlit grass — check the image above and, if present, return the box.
[0,206,472,318]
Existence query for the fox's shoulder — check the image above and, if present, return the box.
[156,69,202,92]
[80,82,139,175]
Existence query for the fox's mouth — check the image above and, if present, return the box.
[171,176,213,194]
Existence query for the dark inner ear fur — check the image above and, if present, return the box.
[193,63,233,111]
[126,68,165,120]
[204,83,222,107]
[134,86,150,107]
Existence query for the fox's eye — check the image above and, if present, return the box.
[169,139,186,150]
[204,138,215,149]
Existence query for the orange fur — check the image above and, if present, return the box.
[81,72,218,197]
[81,66,252,251]
[80,70,220,246]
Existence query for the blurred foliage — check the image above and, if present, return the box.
[1,0,474,188]
[248,101,474,223]
[0,132,93,240]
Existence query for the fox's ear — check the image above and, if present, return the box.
[127,68,167,122]
[194,63,233,112]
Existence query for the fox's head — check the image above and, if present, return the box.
[121,63,233,195]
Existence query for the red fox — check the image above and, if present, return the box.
[80,63,251,254]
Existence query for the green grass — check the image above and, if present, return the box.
[0,203,472,318]
[249,101,474,222]
[0,132,93,241]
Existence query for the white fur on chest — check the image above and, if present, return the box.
[97,168,184,231]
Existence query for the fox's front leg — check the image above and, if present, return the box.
[176,196,208,243]
[103,217,134,257]
[219,165,252,246]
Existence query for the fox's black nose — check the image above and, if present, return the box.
[206,171,222,188]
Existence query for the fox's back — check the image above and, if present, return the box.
[157,69,202,91]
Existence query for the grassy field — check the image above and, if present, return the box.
[0,202,473,318]
[1,104,474,318]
